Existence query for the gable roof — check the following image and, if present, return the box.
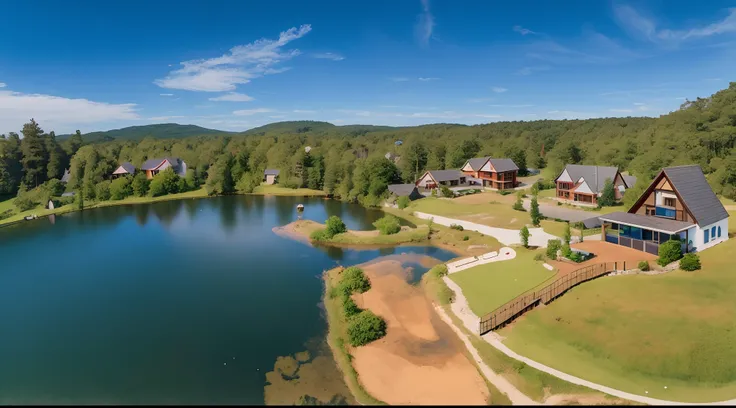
[463,157,490,171]
[426,169,464,183]
[555,164,620,195]
[60,168,71,183]
[622,175,637,188]
[487,158,519,173]
[140,157,181,171]
[264,169,280,176]
[661,165,728,227]
[113,162,136,174]
[387,184,418,196]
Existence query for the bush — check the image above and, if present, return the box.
[531,182,540,197]
[680,253,701,271]
[325,215,347,237]
[132,172,150,197]
[519,226,530,248]
[657,239,683,266]
[347,310,387,347]
[397,195,410,209]
[440,186,454,198]
[546,239,561,259]
[310,229,329,241]
[563,222,571,245]
[561,243,572,258]
[236,171,260,194]
[431,189,438,197]
[342,295,361,318]
[513,192,525,211]
[14,195,36,211]
[450,224,464,231]
[432,264,449,277]
[530,196,541,226]
[463,235,469,241]
[339,267,371,295]
[498,190,512,196]
[534,253,544,262]
[95,181,111,201]
[373,214,401,235]
[638,260,650,271]
[110,176,133,200]
[568,251,583,263]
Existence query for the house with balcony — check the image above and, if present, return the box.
[554,164,631,206]
[415,170,468,190]
[140,157,187,179]
[598,165,729,255]
[460,157,519,190]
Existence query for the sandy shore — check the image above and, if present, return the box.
[349,260,489,405]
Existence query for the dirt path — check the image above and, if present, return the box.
[350,260,490,405]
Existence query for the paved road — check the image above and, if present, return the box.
[523,199,595,223]
[413,212,560,247]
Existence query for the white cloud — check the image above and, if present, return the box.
[293,109,317,113]
[492,87,508,93]
[0,83,6,88]
[614,5,736,43]
[233,108,273,116]
[0,90,138,134]
[208,92,255,102]
[390,77,410,82]
[160,93,174,96]
[488,104,535,108]
[415,0,435,47]
[312,52,345,61]
[418,77,440,81]
[148,115,185,121]
[155,25,311,92]
[513,25,536,35]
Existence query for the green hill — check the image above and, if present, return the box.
[59,123,232,142]
[241,120,397,136]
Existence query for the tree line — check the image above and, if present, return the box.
[1,82,735,210]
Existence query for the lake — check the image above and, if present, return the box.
[0,195,456,404]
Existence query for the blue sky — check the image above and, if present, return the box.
[1,0,735,134]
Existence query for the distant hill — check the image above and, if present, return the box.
[59,123,232,142]
[241,120,397,135]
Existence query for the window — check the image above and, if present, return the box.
[664,197,676,207]
[705,229,710,243]
[718,226,722,238]
[712,226,716,239]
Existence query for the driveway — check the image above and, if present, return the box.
[413,212,559,247]
[523,199,594,223]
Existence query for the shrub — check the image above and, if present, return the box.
[598,178,616,207]
[342,295,362,318]
[530,196,541,226]
[463,235,469,241]
[531,182,540,197]
[450,223,464,231]
[563,222,571,245]
[325,215,347,237]
[339,267,371,295]
[14,195,36,211]
[519,226,530,248]
[430,189,438,197]
[373,214,401,235]
[236,172,261,194]
[680,253,701,271]
[94,181,111,201]
[534,253,544,262]
[310,229,329,241]
[512,192,525,211]
[397,195,410,209]
[431,264,448,277]
[498,190,512,196]
[110,176,133,200]
[638,260,650,271]
[561,243,572,258]
[132,172,150,197]
[347,310,387,347]
[546,239,561,259]
[440,186,454,198]
[657,239,683,266]
[569,251,583,263]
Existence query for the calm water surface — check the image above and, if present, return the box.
[0,195,456,404]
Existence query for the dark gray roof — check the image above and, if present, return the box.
[464,157,490,171]
[556,164,620,195]
[622,175,637,188]
[387,184,418,196]
[663,165,729,227]
[116,162,135,174]
[61,192,75,197]
[264,169,280,176]
[60,168,70,183]
[488,158,519,173]
[140,157,181,171]
[581,216,602,229]
[427,169,464,182]
[599,212,694,234]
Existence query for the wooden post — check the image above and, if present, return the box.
[601,222,606,241]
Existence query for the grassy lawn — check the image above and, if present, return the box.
[537,188,556,199]
[408,197,530,229]
[449,248,556,317]
[291,219,431,246]
[540,219,567,238]
[252,184,326,196]
[719,195,736,208]
[499,234,736,402]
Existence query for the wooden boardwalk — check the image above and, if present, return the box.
[479,261,629,334]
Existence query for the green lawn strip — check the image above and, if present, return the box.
[408,197,530,229]
[499,238,736,403]
[539,219,566,238]
[449,247,556,317]
[323,268,386,405]
[252,185,327,196]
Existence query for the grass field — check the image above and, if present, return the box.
[252,185,326,196]
[539,219,567,238]
[449,248,556,317]
[408,197,530,229]
[500,222,736,402]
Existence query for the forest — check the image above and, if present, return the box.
[1,82,735,211]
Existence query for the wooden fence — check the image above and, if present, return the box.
[479,261,628,334]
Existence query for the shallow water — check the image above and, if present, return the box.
[0,195,455,404]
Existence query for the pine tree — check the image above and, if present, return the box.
[46,131,66,180]
[530,196,541,226]
[20,119,50,187]
[598,178,616,207]
[564,222,571,245]
[519,226,530,248]
[0,132,23,194]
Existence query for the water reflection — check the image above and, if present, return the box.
[219,197,237,233]
[134,205,149,226]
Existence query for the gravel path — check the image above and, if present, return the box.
[446,247,517,274]
[522,199,594,223]
[414,212,559,247]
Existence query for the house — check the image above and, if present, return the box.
[60,168,71,183]
[387,184,423,201]
[264,169,280,185]
[599,165,729,255]
[305,146,312,153]
[140,157,187,179]
[385,152,400,163]
[112,162,136,178]
[461,157,519,190]
[416,170,467,190]
[554,164,631,206]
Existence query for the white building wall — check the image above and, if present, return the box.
[557,169,572,183]
[690,218,729,252]
[574,181,593,194]
[416,173,436,188]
